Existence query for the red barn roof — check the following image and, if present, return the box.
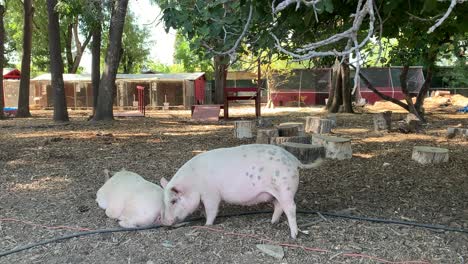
[3,68,21,79]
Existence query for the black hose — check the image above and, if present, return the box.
[0,225,164,258]
[1,210,467,258]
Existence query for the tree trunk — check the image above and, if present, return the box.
[214,54,228,104]
[16,0,33,118]
[91,4,102,116]
[327,59,341,113]
[415,66,433,116]
[399,65,424,121]
[326,59,353,113]
[70,19,92,73]
[47,0,69,122]
[65,23,74,73]
[93,0,129,121]
[0,5,5,120]
[341,62,353,113]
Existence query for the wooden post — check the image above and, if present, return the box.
[277,122,305,137]
[270,135,311,145]
[281,142,325,164]
[256,56,261,117]
[312,135,352,160]
[305,117,333,134]
[234,120,254,139]
[256,128,279,144]
[412,146,449,164]
[373,111,392,132]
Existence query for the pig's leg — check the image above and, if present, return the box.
[118,220,137,228]
[201,196,221,225]
[277,198,298,239]
[271,199,284,224]
[105,203,123,220]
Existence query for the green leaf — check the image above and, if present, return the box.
[421,0,437,14]
[324,0,334,13]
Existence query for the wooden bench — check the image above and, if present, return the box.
[224,86,261,119]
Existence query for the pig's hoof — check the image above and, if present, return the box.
[119,220,136,228]
[290,230,298,239]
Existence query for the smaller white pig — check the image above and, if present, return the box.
[96,169,164,228]
[160,144,322,238]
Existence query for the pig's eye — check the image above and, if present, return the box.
[170,199,177,205]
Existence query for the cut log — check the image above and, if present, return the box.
[281,142,325,164]
[256,128,279,144]
[270,136,311,145]
[234,120,254,139]
[257,117,273,128]
[447,127,468,139]
[305,117,333,134]
[373,111,392,132]
[412,146,449,164]
[311,135,352,160]
[277,122,305,137]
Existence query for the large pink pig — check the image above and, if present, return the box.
[160,144,322,238]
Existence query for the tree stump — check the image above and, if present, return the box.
[281,142,325,164]
[412,146,449,164]
[270,136,311,145]
[277,122,304,137]
[324,113,337,128]
[257,117,273,128]
[447,127,468,139]
[256,128,279,144]
[311,135,352,160]
[234,120,254,139]
[305,117,334,134]
[399,113,423,133]
[373,111,392,132]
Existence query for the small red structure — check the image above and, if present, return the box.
[3,68,21,80]
[2,68,21,108]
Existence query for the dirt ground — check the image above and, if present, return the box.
[0,104,467,264]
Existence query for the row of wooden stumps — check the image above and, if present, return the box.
[233,116,352,163]
[372,111,465,165]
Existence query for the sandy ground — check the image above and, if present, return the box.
[0,104,467,264]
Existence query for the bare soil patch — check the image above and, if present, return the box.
[1,105,467,264]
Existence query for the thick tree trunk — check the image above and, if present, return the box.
[341,62,353,113]
[47,0,69,122]
[16,0,33,118]
[93,0,129,121]
[327,59,341,113]
[0,5,5,120]
[326,59,353,113]
[214,55,228,104]
[91,6,102,115]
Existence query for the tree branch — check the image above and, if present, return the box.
[350,63,409,111]
[427,0,462,33]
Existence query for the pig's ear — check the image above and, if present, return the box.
[160,177,169,188]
